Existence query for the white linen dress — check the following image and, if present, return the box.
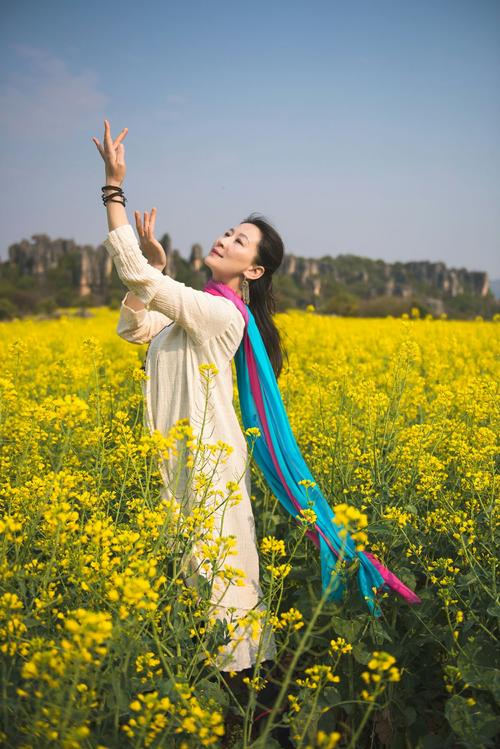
[103,223,277,671]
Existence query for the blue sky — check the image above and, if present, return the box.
[1,0,499,279]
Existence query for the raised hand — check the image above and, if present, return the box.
[135,208,167,272]
[92,119,128,185]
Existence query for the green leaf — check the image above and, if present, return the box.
[289,699,325,744]
[366,523,393,537]
[370,618,394,643]
[264,739,284,749]
[317,708,342,734]
[417,737,448,749]
[352,643,371,665]
[403,705,417,726]
[458,642,500,704]
[330,614,366,642]
[317,686,341,710]
[445,694,500,746]
[486,601,500,618]
[197,677,230,710]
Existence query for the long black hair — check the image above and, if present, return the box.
[240,212,289,380]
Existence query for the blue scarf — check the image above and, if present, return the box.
[204,279,421,617]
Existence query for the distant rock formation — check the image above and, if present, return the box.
[189,243,204,272]
[4,231,180,298]
[278,253,489,299]
[7,233,114,298]
[1,231,490,304]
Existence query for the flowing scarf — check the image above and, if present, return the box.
[203,279,421,617]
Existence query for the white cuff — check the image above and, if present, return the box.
[104,224,138,258]
[120,293,148,322]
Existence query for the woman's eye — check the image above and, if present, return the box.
[223,231,242,244]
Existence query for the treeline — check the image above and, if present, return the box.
[0,252,498,321]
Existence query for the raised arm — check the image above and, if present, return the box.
[92,119,240,346]
[103,223,240,345]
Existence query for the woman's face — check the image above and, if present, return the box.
[204,222,265,295]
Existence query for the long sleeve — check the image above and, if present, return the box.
[103,223,241,346]
[116,293,173,345]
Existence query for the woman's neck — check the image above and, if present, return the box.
[210,276,242,299]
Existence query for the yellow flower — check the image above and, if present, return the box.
[299,508,318,524]
[329,636,353,655]
[368,651,396,671]
[260,536,286,557]
[277,607,304,631]
[198,362,219,377]
[313,729,341,748]
[287,693,301,713]
[245,426,261,438]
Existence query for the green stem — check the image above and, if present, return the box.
[250,560,344,748]
[346,684,384,749]
[296,679,323,746]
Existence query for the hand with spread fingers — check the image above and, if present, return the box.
[135,207,167,272]
[92,119,128,185]
[93,120,165,271]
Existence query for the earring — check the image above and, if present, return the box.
[241,277,250,304]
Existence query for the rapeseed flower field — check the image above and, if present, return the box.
[0,306,498,748]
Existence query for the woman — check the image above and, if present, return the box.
[92,119,285,673]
